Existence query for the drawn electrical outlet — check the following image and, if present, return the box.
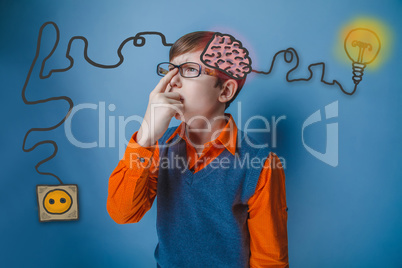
[36,184,79,222]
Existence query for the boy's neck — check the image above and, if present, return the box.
[184,113,229,148]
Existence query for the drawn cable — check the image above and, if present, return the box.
[22,21,173,183]
[252,48,358,95]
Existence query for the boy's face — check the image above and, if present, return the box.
[169,50,224,123]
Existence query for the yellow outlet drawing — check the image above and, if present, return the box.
[43,189,72,214]
[36,184,79,222]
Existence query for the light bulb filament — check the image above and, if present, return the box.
[352,40,372,63]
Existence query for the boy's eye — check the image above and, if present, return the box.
[181,63,199,77]
[184,67,197,72]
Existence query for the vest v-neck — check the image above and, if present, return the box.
[176,136,234,185]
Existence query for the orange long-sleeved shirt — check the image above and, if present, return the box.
[107,113,289,267]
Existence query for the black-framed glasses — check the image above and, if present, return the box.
[156,62,217,78]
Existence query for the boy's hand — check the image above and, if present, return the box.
[137,68,184,147]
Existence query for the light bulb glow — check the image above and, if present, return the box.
[335,17,392,70]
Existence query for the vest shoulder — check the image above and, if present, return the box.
[237,129,270,156]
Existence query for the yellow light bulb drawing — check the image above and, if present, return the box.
[344,28,381,85]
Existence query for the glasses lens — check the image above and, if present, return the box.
[180,63,201,78]
[157,63,175,76]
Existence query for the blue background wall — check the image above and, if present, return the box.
[1,0,401,267]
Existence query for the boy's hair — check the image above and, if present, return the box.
[169,31,247,110]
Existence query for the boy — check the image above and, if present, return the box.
[107,31,289,267]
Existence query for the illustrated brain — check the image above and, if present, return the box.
[201,33,252,79]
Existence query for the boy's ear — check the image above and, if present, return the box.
[218,79,238,104]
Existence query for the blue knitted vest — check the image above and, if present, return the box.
[154,126,270,268]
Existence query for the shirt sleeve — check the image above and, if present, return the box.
[106,131,159,224]
[247,152,289,268]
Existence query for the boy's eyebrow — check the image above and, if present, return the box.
[171,55,195,65]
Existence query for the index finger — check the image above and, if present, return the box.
[153,67,179,94]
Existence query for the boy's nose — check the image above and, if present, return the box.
[169,70,182,88]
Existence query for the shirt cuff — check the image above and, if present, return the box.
[121,131,156,170]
